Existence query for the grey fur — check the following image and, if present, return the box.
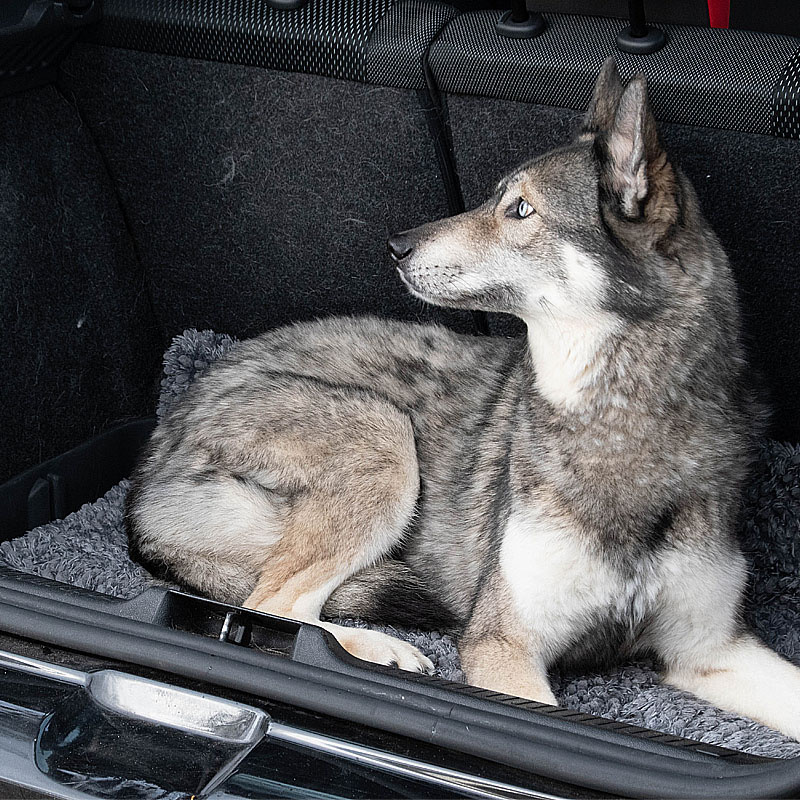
[125,64,800,735]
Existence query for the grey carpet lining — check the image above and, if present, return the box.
[2,329,800,758]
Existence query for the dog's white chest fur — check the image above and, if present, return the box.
[500,506,660,659]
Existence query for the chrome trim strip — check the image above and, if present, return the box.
[268,722,570,800]
[0,650,88,686]
[88,669,269,744]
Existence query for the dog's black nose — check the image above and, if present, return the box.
[387,233,414,262]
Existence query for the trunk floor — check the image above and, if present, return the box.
[2,330,800,759]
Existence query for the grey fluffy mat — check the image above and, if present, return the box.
[3,329,800,759]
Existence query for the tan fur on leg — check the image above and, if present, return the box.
[460,635,557,705]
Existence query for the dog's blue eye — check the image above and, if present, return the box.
[517,199,535,218]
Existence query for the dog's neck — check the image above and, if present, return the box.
[523,310,624,413]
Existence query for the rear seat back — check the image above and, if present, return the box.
[61,0,472,343]
[2,0,472,481]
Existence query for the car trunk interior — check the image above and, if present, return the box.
[2,0,800,796]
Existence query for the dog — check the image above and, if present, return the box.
[126,60,800,739]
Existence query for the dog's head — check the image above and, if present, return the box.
[388,60,699,326]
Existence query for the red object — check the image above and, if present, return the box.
[707,0,730,28]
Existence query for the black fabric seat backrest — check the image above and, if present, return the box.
[1,0,470,481]
[59,0,474,347]
[428,9,800,441]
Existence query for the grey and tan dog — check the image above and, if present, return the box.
[127,61,800,739]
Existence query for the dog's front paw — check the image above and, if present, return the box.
[338,628,435,674]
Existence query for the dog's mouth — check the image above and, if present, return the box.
[393,256,486,311]
[394,260,440,306]
[395,263,413,285]
[395,263,426,298]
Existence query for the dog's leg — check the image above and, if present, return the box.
[238,383,433,673]
[244,557,433,673]
[459,587,557,704]
[652,543,800,739]
[459,633,557,704]
[662,634,800,740]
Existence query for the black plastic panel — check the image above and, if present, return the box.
[366,1,457,88]
[444,1,800,38]
[0,418,155,543]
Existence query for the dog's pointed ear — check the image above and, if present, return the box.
[601,75,668,219]
[580,58,624,137]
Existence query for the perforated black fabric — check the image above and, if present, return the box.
[429,11,800,138]
[774,48,800,139]
[365,1,456,88]
[91,0,454,89]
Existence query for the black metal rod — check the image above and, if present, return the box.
[511,0,529,23]
[628,0,648,37]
